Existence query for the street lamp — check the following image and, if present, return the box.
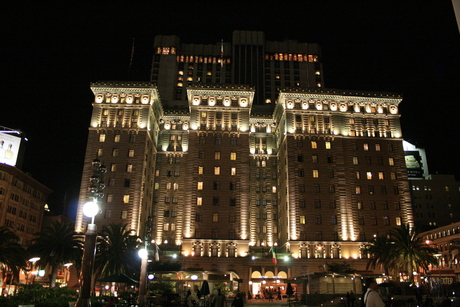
[138,217,153,307]
[28,257,40,284]
[76,159,105,307]
[76,201,99,307]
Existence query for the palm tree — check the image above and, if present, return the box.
[365,235,395,275]
[94,223,140,279]
[365,225,438,282]
[28,220,83,287]
[0,226,27,284]
[389,224,438,283]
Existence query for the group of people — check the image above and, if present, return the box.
[186,288,244,307]
[254,287,283,301]
[363,278,453,307]
[345,290,357,307]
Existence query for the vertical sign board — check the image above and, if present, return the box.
[0,132,21,167]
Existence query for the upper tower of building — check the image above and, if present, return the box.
[150,31,323,111]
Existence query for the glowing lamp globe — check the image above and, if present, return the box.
[83,201,99,218]
[138,248,148,260]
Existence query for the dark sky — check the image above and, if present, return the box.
[3,1,460,218]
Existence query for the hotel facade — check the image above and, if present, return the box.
[75,31,413,294]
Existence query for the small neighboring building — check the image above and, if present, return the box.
[419,222,460,285]
[0,163,51,245]
[0,163,52,293]
[410,174,460,230]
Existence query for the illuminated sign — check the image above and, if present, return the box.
[405,150,423,179]
[0,132,21,167]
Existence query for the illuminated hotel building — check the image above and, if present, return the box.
[75,31,413,293]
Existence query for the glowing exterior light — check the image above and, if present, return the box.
[138,248,148,260]
[83,202,99,218]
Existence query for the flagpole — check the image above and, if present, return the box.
[128,38,135,80]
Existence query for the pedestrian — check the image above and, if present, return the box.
[213,288,227,307]
[364,278,385,307]
[350,290,356,307]
[232,293,244,307]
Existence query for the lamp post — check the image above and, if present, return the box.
[76,159,105,307]
[138,217,152,307]
[28,257,40,285]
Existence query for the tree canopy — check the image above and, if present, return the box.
[365,224,438,283]
[94,223,140,279]
[28,220,83,287]
[0,226,27,282]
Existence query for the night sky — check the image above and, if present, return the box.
[3,1,460,218]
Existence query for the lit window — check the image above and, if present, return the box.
[313,170,319,178]
[212,213,219,222]
[395,217,401,226]
[107,194,113,202]
[300,216,306,224]
[123,195,130,203]
[201,112,207,118]
[121,211,128,219]
[364,143,369,151]
[111,164,117,172]
[272,186,277,193]
[325,141,331,149]
[311,141,317,149]
[166,183,171,190]
[197,182,203,190]
[230,152,237,160]
[197,197,202,206]
[126,164,133,172]
[356,171,360,179]
[99,134,106,142]
[367,172,372,180]
[128,149,134,157]
[356,186,362,194]
[114,135,121,142]
[231,167,236,175]
[112,149,119,157]
[353,157,359,165]
[214,167,220,175]
[388,158,395,166]
[173,183,179,190]
[375,144,381,151]
[198,166,203,174]
[215,152,221,160]
[378,172,384,180]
